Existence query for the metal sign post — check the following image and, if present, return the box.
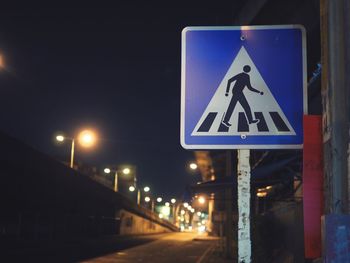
[237,149,251,262]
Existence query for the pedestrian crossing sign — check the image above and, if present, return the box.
[181,25,307,149]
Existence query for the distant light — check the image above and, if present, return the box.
[104,168,111,174]
[187,205,192,210]
[189,163,198,170]
[266,185,272,190]
[191,208,195,213]
[157,197,162,203]
[161,206,170,216]
[171,198,176,204]
[198,196,206,204]
[197,212,202,217]
[77,129,97,148]
[165,202,170,207]
[144,186,150,192]
[56,135,65,142]
[123,168,131,175]
[180,217,184,222]
[145,196,151,202]
[198,225,206,233]
[257,192,267,197]
[129,186,135,192]
[180,210,185,215]
[183,202,189,208]
[159,214,164,219]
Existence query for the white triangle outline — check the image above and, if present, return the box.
[191,46,296,136]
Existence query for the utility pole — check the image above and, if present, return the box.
[321,0,350,260]
[321,0,350,216]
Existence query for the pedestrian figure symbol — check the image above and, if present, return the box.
[222,65,264,128]
[191,46,296,137]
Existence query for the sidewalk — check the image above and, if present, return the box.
[193,233,234,263]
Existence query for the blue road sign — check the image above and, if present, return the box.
[181,25,307,149]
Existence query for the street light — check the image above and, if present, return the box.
[144,186,150,192]
[171,198,176,204]
[104,166,132,192]
[55,129,97,169]
[189,162,198,170]
[56,135,75,168]
[129,186,136,192]
[198,196,206,204]
[157,197,163,203]
[123,168,131,174]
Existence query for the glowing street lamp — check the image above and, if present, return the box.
[78,130,97,148]
[56,135,64,142]
[145,196,151,202]
[144,186,150,192]
[129,186,135,192]
[198,196,206,204]
[157,197,163,203]
[123,167,131,175]
[171,198,176,204]
[189,163,198,170]
[165,202,170,207]
[183,202,189,208]
[55,129,97,169]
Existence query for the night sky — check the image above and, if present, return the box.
[0,3,241,199]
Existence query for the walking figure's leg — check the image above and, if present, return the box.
[223,95,239,126]
[238,95,259,124]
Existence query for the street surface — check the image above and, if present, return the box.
[83,232,215,263]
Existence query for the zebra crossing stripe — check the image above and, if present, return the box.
[218,112,229,132]
[195,111,292,134]
[238,112,249,132]
[269,112,290,132]
[197,112,218,132]
[255,112,269,132]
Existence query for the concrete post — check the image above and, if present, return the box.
[237,149,251,263]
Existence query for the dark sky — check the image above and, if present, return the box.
[0,3,242,199]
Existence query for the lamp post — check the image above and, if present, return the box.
[104,166,133,192]
[56,135,75,168]
[129,185,150,206]
[56,129,97,169]
[170,198,176,223]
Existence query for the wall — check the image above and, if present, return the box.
[118,209,172,235]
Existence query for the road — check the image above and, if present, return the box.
[82,232,215,263]
[2,232,217,262]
